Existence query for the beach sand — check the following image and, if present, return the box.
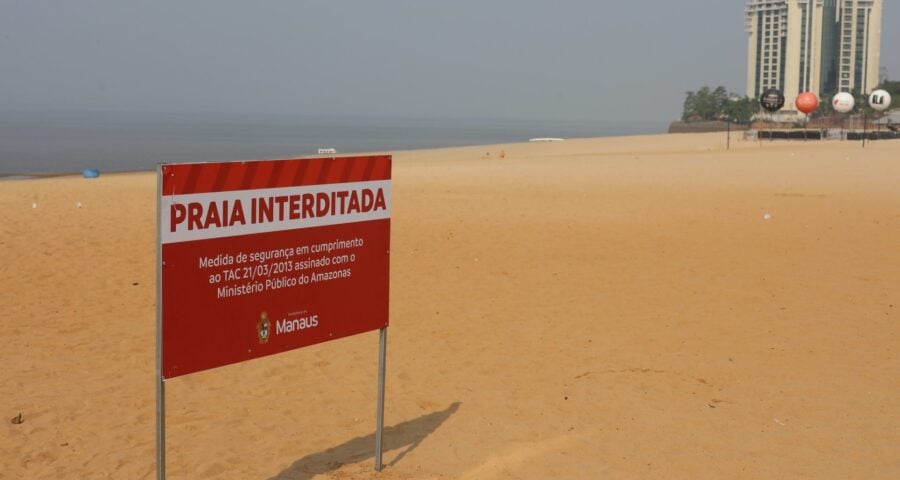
[2,132,898,479]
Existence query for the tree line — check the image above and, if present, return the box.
[681,80,898,123]
[681,86,754,124]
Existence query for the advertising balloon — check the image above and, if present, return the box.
[795,92,819,114]
[832,92,855,113]
[760,88,785,112]
[868,89,892,112]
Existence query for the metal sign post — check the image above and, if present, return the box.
[804,114,809,141]
[156,379,165,480]
[375,327,387,471]
[156,166,166,480]
[726,118,731,150]
[862,111,868,148]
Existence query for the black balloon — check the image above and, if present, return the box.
[760,89,785,112]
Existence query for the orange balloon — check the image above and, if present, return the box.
[796,92,819,114]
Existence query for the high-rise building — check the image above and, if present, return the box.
[746,0,883,112]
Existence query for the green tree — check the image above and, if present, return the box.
[875,79,900,100]
[813,90,837,118]
[681,86,749,122]
[722,96,754,124]
[681,91,696,121]
[853,88,874,115]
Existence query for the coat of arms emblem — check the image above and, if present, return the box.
[257,311,271,344]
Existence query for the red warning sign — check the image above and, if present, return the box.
[158,156,391,379]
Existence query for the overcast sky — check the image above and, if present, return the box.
[1,1,897,122]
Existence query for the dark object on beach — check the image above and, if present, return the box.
[760,89,785,113]
[11,413,24,425]
[82,168,100,179]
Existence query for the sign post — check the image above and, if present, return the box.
[375,327,387,471]
[726,118,731,150]
[156,155,391,479]
[156,172,166,480]
[863,110,868,148]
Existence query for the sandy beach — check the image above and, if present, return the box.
[2,132,898,479]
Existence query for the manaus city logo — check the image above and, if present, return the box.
[257,311,271,344]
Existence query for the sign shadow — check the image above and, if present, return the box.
[266,401,461,479]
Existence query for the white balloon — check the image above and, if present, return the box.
[832,92,855,113]
[868,90,892,111]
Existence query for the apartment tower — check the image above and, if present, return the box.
[746,0,883,112]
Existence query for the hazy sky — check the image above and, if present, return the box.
[1,1,897,122]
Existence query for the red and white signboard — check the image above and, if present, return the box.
[158,155,391,379]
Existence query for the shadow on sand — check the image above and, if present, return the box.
[267,402,461,479]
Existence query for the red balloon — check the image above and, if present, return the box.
[795,92,819,114]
